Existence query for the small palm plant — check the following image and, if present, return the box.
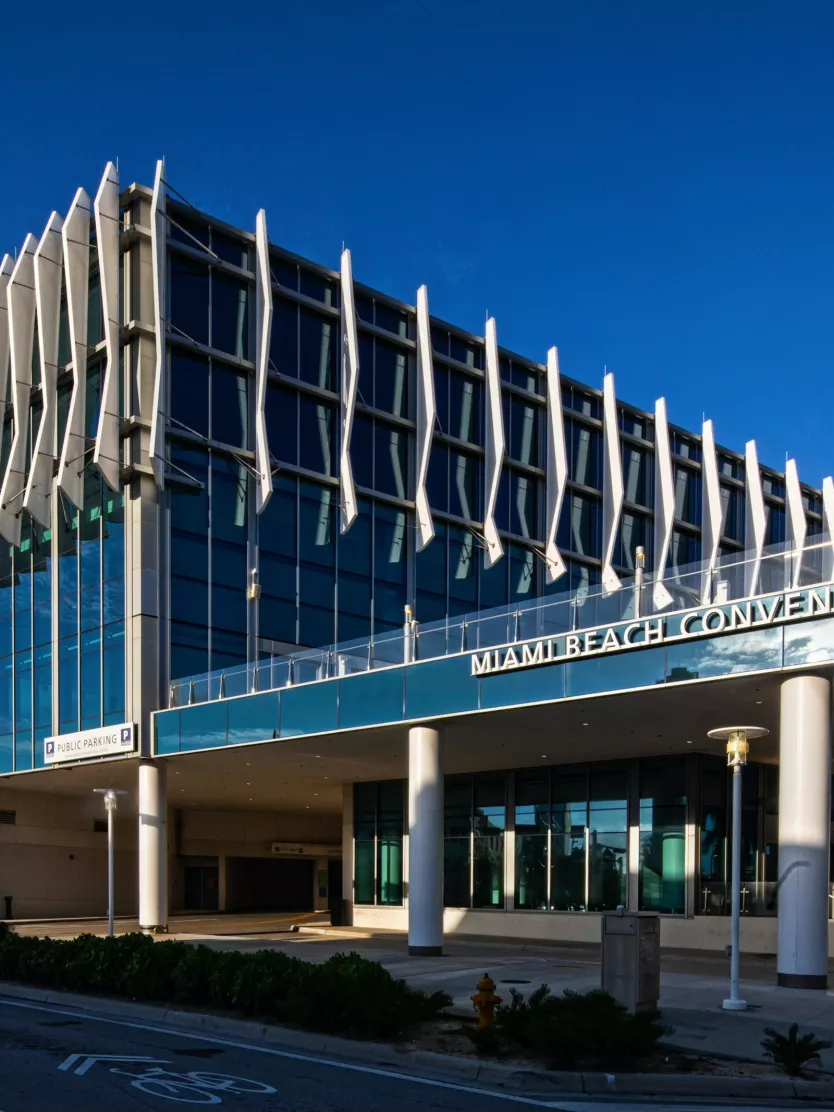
[761,1024,833,1076]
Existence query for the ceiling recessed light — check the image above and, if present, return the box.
[755,700,763,705]
[582,722,589,727]
[541,754,547,759]
[686,740,692,745]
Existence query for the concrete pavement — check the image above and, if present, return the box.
[11,912,834,1075]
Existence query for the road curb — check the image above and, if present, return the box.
[0,980,832,1101]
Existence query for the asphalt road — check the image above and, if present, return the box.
[0,993,791,1112]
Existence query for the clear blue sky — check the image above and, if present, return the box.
[2,0,832,484]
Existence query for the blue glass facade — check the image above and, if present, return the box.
[161,199,826,695]
[0,200,127,771]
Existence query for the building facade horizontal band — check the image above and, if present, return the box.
[24,211,64,527]
[601,371,623,593]
[56,188,91,510]
[0,234,38,547]
[483,317,505,568]
[415,284,436,552]
[148,160,167,489]
[652,396,674,609]
[92,161,121,491]
[745,439,766,596]
[254,208,273,515]
[544,346,568,583]
[339,248,359,534]
[700,418,722,603]
[0,254,13,414]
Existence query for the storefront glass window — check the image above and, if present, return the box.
[639,758,686,913]
[473,776,505,908]
[444,778,472,908]
[515,770,549,910]
[551,770,587,910]
[588,769,627,911]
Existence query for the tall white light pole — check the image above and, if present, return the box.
[706,726,769,1011]
[94,788,127,937]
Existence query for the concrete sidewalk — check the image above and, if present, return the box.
[13,914,834,1071]
[192,928,834,1071]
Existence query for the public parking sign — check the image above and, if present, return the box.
[44,724,136,765]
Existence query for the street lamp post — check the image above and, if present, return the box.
[706,726,769,1011]
[93,788,127,937]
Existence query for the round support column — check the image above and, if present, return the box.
[777,676,831,988]
[408,726,443,956]
[138,760,169,931]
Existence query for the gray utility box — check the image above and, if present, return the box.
[601,912,660,1014]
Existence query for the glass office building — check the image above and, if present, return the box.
[2,159,834,982]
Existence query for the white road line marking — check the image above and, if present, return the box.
[0,997,568,1108]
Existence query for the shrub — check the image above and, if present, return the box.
[0,929,449,1040]
[762,1024,833,1076]
[496,985,670,1071]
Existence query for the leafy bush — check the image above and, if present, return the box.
[0,929,450,1039]
[762,1024,833,1076]
[496,985,670,1070]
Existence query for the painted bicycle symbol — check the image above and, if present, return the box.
[108,1066,277,1104]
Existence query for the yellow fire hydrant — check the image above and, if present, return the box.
[471,973,502,1029]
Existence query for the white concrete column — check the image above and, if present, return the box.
[777,676,832,988]
[138,760,168,931]
[408,726,443,956]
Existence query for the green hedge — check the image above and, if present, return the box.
[497,985,671,1070]
[0,925,450,1039]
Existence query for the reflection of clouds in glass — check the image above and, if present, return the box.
[785,619,834,665]
[693,630,783,675]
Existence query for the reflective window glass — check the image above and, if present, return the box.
[374,422,408,499]
[569,423,601,489]
[510,398,538,465]
[449,371,481,444]
[674,466,700,525]
[170,351,209,439]
[299,308,336,391]
[211,365,249,448]
[473,775,505,908]
[271,299,298,375]
[375,341,409,417]
[588,768,628,911]
[622,445,650,506]
[265,383,298,466]
[444,778,471,907]
[211,273,249,359]
[170,255,209,346]
[299,396,335,476]
[639,758,686,914]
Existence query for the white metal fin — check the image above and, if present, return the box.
[24,211,64,526]
[148,160,167,489]
[415,285,435,552]
[0,234,38,546]
[339,248,359,534]
[483,317,505,567]
[785,459,806,589]
[601,372,623,593]
[0,254,14,415]
[56,188,91,510]
[700,418,722,603]
[254,209,273,514]
[92,161,121,490]
[745,440,767,596]
[652,397,674,610]
[544,346,568,583]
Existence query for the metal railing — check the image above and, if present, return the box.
[168,535,834,709]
